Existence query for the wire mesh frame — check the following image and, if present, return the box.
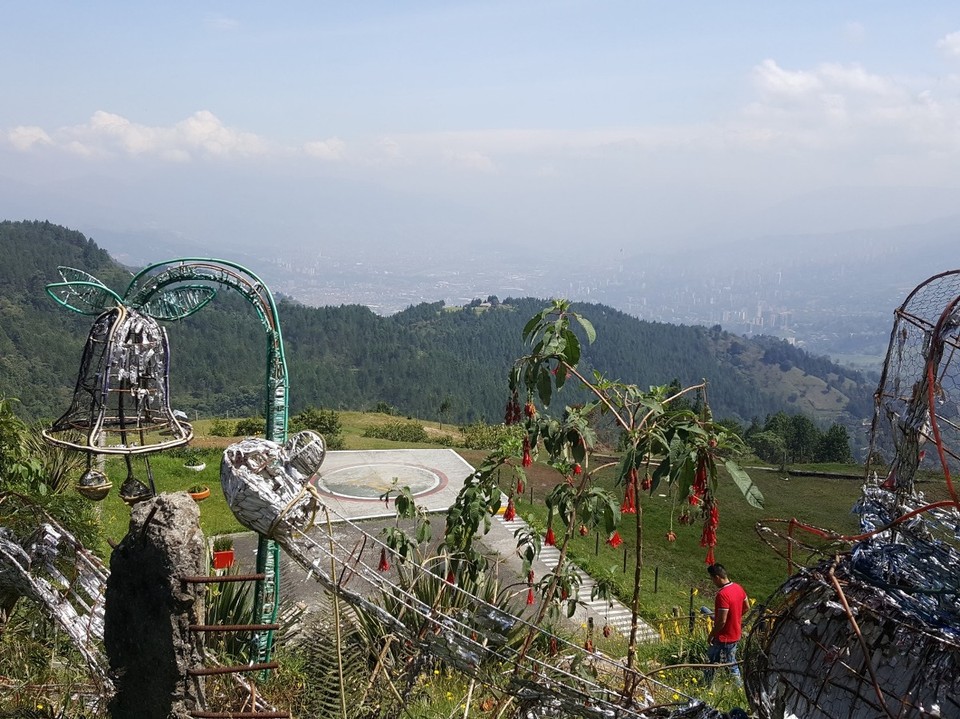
[868,269,960,494]
[742,555,960,719]
[42,304,193,455]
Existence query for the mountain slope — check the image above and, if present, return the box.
[0,220,875,432]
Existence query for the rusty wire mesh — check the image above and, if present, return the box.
[743,270,960,719]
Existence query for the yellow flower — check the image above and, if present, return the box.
[692,588,698,596]
[672,693,680,700]
[434,669,440,675]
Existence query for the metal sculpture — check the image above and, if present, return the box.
[44,259,290,663]
[43,267,212,503]
[743,270,960,719]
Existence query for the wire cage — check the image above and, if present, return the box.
[742,270,960,719]
[43,305,192,455]
[42,304,193,503]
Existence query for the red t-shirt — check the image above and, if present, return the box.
[715,581,747,643]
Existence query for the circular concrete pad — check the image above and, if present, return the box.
[316,463,446,500]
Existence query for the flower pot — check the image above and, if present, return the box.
[185,462,206,472]
[189,486,210,502]
[212,549,235,569]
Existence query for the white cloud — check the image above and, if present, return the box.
[304,137,347,160]
[937,31,960,59]
[7,125,53,150]
[7,110,269,160]
[753,59,822,97]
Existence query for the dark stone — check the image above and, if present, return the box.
[104,492,205,719]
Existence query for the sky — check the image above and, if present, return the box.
[3,2,960,262]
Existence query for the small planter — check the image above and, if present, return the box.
[185,462,206,472]
[212,549,235,569]
[212,536,235,570]
[188,485,210,502]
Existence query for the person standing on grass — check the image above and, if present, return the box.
[705,563,749,686]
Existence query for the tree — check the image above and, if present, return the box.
[816,423,853,463]
[439,300,763,691]
[437,397,452,430]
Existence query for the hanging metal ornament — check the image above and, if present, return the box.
[41,267,216,503]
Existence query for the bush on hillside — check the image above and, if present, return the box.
[362,420,428,443]
[210,419,235,437]
[234,416,265,436]
[290,407,345,450]
[458,421,523,450]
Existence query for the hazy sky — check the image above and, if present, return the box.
[3,2,960,260]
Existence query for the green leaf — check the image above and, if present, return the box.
[725,459,764,509]
[576,315,597,343]
[562,329,581,366]
[537,367,553,407]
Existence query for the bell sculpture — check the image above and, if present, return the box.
[42,267,216,504]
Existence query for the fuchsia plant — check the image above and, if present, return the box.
[442,299,764,677]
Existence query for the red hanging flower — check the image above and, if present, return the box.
[688,494,701,506]
[700,501,719,549]
[522,436,532,467]
[579,524,589,536]
[517,478,524,494]
[504,391,521,425]
[641,474,652,491]
[603,624,612,638]
[545,526,556,546]
[584,638,595,652]
[503,498,516,521]
[378,547,390,572]
[527,587,535,605]
[446,569,456,584]
[572,463,582,476]
[606,531,623,549]
[549,636,559,656]
[620,482,636,514]
[524,401,536,418]
[666,530,677,542]
[704,547,715,565]
[528,569,535,584]
[693,456,708,497]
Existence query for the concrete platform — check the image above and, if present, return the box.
[309,448,475,521]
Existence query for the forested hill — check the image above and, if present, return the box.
[0,220,875,431]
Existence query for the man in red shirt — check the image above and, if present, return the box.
[705,563,749,685]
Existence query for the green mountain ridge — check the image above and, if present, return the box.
[0,220,876,439]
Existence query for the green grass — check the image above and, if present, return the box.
[507,462,878,620]
[96,448,245,550]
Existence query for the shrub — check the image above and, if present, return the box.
[209,419,235,437]
[362,420,428,443]
[289,407,345,450]
[458,421,523,450]
[234,416,265,436]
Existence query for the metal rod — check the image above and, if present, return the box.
[187,661,279,677]
[189,624,280,633]
[181,573,267,584]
